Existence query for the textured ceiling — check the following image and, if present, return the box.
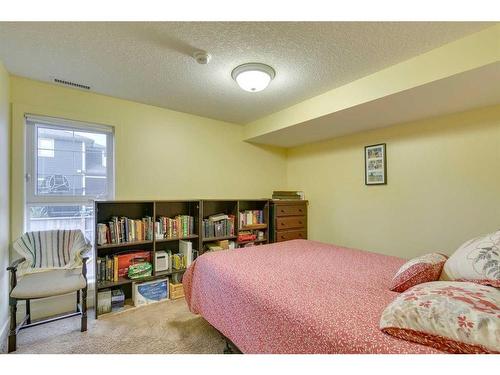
[0,22,493,124]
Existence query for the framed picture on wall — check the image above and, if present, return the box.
[364,143,387,185]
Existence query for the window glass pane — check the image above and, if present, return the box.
[27,204,95,280]
[38,138,54,157]
[36,126,109,198]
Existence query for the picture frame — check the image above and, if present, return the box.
[364,143,387,185]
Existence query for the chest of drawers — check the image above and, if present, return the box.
[270,200,308,243]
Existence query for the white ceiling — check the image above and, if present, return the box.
[248,62,500,147]
[0,22,493,124]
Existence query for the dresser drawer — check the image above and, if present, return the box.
[275,204,306,217]
[276,216,306,230]
[275,229,307,242]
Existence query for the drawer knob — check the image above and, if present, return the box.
[281,235,285,239]
[298,233,303,237]
[281,222,284,225]
[280,209,285,213]
[298,221,302,225]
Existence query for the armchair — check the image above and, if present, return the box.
[7,229,91,353]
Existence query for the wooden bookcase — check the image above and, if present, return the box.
[200,199,270,250]
[235,199,270,248]
[94,200,201,318]
[93,198,271,318]
[201,199,238,244]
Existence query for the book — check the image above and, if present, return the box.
[272,190,305,200]
[172,254,185,270]
[209,213,229,222]
[97,223,108,245]
[179,240,193,267]
[111,288,125,309]
[97,289,112,314]
[113,255,118,282]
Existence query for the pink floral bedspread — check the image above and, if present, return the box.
[183,239,441,353]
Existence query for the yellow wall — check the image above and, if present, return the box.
[0,61,10,348]
[10,76,287,241]
[287,105,500,259]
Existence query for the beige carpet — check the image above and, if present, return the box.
[13,298,226,354]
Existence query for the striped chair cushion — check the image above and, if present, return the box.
[13,230,90,275]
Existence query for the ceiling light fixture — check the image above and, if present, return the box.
[231,63,276,92]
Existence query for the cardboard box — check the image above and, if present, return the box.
[216,240,229,250]
[132,278,169,307]
[169,282,185,300]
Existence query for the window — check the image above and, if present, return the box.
[25,115,114,280]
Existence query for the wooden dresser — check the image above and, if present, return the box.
[270,200,308,242]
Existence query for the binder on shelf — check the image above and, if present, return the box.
[179,240,193,267]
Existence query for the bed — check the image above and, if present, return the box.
[183,239,441,354]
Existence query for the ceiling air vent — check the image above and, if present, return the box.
[53,78,91,90]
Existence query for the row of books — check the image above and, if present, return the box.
[272,190,305,200]
[97,255,119,282]
[155,215,194,239]
[202,213,235,238]
[239,210,264,227]
[97,216,154,245]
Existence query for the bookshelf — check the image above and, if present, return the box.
[94,199,270,318]
[94,200,201,318]
[201,200,238,244]
[200,199,270,251]
[236,199,269,248]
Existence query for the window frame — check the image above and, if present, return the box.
[25,114,115,205]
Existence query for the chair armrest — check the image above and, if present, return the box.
[7,257,25,292]
[7,257,26,271]
[81,252,90,279]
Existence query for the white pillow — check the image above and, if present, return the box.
[442,230,500,287]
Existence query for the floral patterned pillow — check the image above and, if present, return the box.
[442,230,500,287]
[390,253,447,292]
[380,281,500,353]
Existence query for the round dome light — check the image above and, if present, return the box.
[231,63,276,92]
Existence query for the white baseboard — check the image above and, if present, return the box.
[0,318,8,353]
